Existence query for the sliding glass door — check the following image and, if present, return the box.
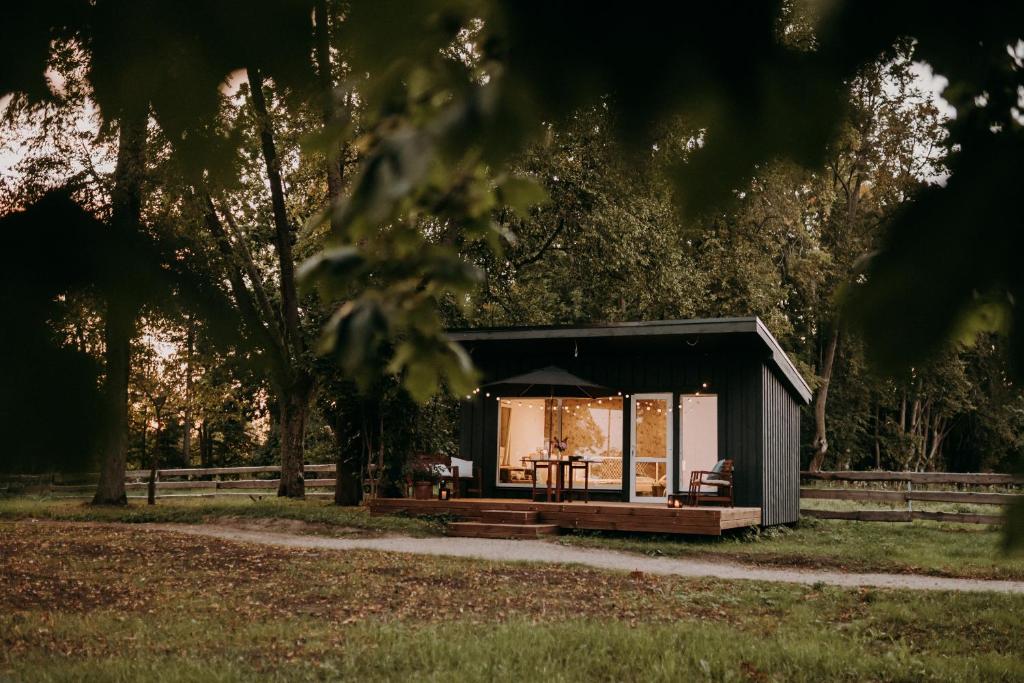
[629,393,673,503]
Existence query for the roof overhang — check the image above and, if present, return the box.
[449,317,812,404]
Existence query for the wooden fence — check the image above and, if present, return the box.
[4,464,338,499]
[6,466,1022,527]
[801,470,1023,525]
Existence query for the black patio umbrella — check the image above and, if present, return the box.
[483,365,615,398]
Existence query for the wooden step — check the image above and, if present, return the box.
[478,509,540,524]
[446,522,560,539]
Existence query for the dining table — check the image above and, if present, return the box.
[528,457,593,503]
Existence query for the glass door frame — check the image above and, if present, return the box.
[628,392,674,503]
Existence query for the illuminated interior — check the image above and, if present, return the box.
[680,394,718,485]
[497,397,623,489]
[631,396,671,499]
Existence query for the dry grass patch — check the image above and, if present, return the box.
[2,521,1023,681]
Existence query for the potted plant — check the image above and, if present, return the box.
[410,467,436,500]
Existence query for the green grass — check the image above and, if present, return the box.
[2,521,1022,682]
[0,495,441,537]
[558,516,1024,580]
[800,496,1009,516]
[3,495,1023,580]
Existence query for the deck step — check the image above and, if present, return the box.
[478,509,540,524]
[447,522,560,539]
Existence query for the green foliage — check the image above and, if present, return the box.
[3,1,1024,541]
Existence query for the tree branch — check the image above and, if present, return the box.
[513,217,567,269]
[247,67,304,360]
[200,192,288,376]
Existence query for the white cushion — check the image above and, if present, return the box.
[431,464,451,478]
[450,457,473,478]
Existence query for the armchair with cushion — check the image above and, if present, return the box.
[406,454,483,499]
[687,459,734,507]
[429,456,483,498]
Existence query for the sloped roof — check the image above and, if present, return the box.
[450,317,812,403]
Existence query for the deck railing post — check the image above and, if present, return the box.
[907,479,912,514]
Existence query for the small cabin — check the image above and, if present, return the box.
[449,317,811,527]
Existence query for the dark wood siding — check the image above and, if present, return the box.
[723,356,763,511]
[761,363,801,525]
[456,336,804,523]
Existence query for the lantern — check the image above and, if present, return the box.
[438,480,450,501]
[667,493,686,509]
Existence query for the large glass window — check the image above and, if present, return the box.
[497,397,623,489]
[680,395,718,486]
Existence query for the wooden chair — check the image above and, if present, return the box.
[688,459,734,507]
[406,453,482,498]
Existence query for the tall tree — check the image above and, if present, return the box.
[92,104,148,504]
[246,67,316,498]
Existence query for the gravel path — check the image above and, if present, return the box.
[145,523,1024,594]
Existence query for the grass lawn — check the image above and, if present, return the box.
[558,516,1024,581]
[3,495,1023,580]
[1,521,1022,682]
[0,495,442,537]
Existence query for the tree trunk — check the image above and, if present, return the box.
[314,0,345,216]
[148,407,161,506]
[199,419,212,468]
[140,407,148,471]
[182,317,194,464]
[247,68,316,497]
[93,299,134,504]
[247,68,303,357]
[331,409,363,506]
[873,402,881,469]
[92,102,147,505]
[277,375,314,498]
[808,323,840,472]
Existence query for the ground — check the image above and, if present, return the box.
[2,497,1023,681]
[3,496,1022,579]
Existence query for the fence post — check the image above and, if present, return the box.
[907,479,913,514]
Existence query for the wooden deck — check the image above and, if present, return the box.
[368,497,761,536]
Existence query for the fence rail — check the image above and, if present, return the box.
[800,470,1021,525]
[3,464,339,498]
[801,470,1022,485]
[6,466,1021,526]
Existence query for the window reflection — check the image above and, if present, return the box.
[497,397,623,488]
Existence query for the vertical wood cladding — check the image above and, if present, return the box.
[457,340,804,524]
[761,363,801,525]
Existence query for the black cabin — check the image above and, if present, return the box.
[450,317,811,526]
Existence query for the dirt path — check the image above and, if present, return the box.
[143,523,1024,594]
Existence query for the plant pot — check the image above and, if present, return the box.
[413,481,434,500]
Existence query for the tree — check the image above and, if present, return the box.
[4,1,1024,536]
[92,103,147,504]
